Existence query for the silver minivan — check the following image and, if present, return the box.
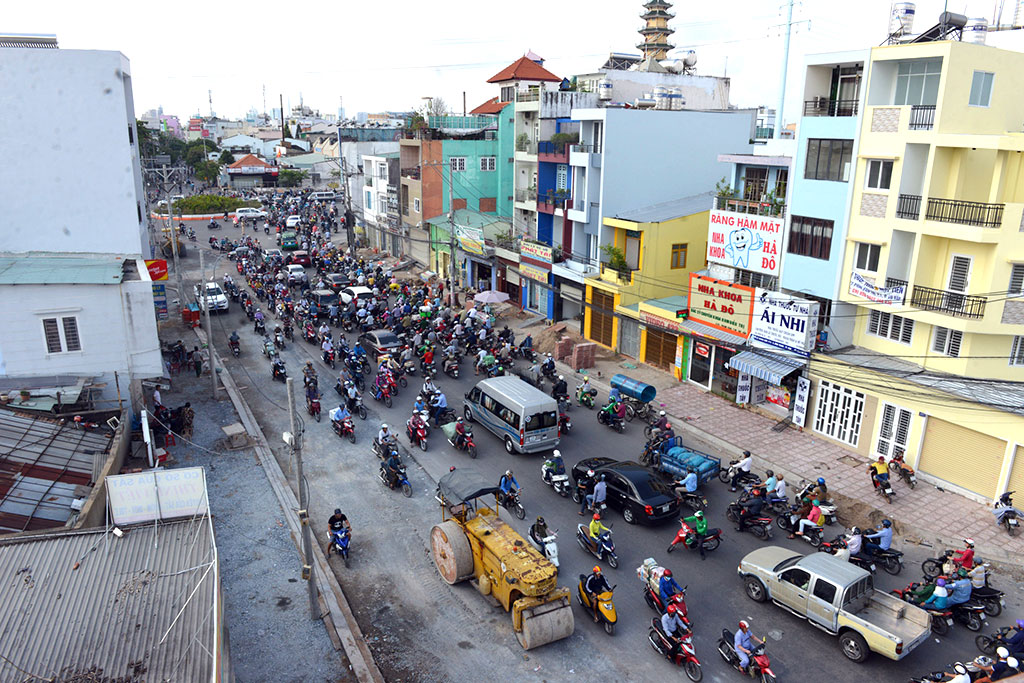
[463,377,560,454]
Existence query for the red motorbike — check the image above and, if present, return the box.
[718,629,775,682]
[648,617,702,681]
[306,395,321,422]
[447,425,478,459]
[643,585,691,627]
[667,519,722,554]
[406,418,429,452]
[331,415,356,443]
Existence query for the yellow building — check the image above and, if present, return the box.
[584,193,710,370]
[809,39,1024,503]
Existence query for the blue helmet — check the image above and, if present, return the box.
[881,519,892,528]
[817,477,826,486]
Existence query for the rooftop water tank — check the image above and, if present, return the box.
[668,88,683,110]
[653,85,669,110]
[634,95,656,109]
[683,50,698,67]
[890,2,916,35]
[965,17,988,44]
[598,79,613,101]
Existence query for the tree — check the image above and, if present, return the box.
[218,149,236,165]
[184,146,207,168]
[422,97,449,117]
[278,168,308,187]
[136,119,156,157]
[283,123,293,139]
[194,160,221,183]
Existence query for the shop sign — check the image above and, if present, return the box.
[456,225,485,256]
[736,372,751,404]
[231,165,273,175]
[792,376,811,427]
[520,241,553,263]
[674,336,689,381]
[145,259,168,281]
[751,377,768,404]
[640,311,680,333]
[151,283,168,321]
[694,342,710,358]
[767,384,792,408]
[849,271,906,305]
[750,289,819,357]
[706,209,785,277]
[687,273,755,338]
[519,263,550,283]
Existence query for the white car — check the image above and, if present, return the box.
[234,207,267,221]
[285,215,302,228]
[194,281,229,312]
[286,264,305,284]
[340,286,373,305]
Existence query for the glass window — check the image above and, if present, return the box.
[788,216,834,260]
[670,243,687,269]
[774,169,789,199]
[526,410,557,431]
[805,139,853,182]
[969,71,994,107]
[812,580,838,604]
[1011,336,1024,366]
[854,243,881,272]
[865,160,893,190]
[781,568,811,590]
[413,198,421,213]
[894,59,942,105]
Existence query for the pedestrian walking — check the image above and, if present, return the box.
[191,346,204,378]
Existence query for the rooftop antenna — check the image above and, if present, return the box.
[208,89,213,117]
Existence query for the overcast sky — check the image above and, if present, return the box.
[6,0,1013,126]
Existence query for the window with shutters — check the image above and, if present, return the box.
[41,316,81,354]
[1009,264,1024,296]
[876,403,912,458]
[945,255,972,313]
[932,326,963,357]
[868,310,914,344]
[1011,336,1024,366]
[670,243,688,269]
[813,380,865,447]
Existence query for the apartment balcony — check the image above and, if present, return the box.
[400,166,421,180]
[714,195,786,219]
[515,140,537,162]
[925,197,1004,228]
[567,198,596,224]
[514,188,537,212]
[569,143,601,168]
[895,194,921,220]
[909,105,936,131]
[803,99,860,117]
[910,285,987,319]
[515,90,540,103]
[599,262,636,286]
[537,140,570,163]
[884,277,908,303]
[552,255,598,283]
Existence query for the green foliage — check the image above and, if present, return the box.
[278,168,308,188]
[515,133,530,152]
[600,244,629,272]
[218,149,236,164]
[549,131,579,146]
[194,160,221,182]
[283,123,293,139]
[135,120,156,157]
[185,146,207,167]
[164,194,258,215]
[715,177,736,199]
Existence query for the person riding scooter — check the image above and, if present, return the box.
[661,603,689,658]
[738,487,765,533]
[659,568,683,608]
[384,451,402,489]
[589,512,610,547]
[734,620,763,674]
[453,417,468,450]
[869,456,890,489]
[552,375,568,400]
[584,565,611,623]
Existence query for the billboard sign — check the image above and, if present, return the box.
[706,209,785,276]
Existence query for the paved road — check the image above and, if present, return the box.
[187,225,1019,682]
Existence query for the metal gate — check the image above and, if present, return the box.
[618,319,639,359]
[918,418,1005,498]
[590,289,614,347]
[645,328,677,369]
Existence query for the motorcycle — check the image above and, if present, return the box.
[496,488,526,520]
[896,586,957,636]
[373,437,399,461]
[994,491,1021,537]
[872,472,896,504]
[816,536,876,574]
[576,524,618,569]
[541,460,571,497]
[331,416,356,443]
[576,384,597,409]
[648,617,702,681]
[577,576,617,636]
[261,336,277,359]
[666,519,722,554]
[970,572,1005,617]
[975,624,1016,655]
[442,356,459,379]
[306,395,321,422]
[254,318,266,336]
[371,382,393,408]
[228,338,240,357]
[865,546,904,575]
[283,322,294,341]
[922,549,957,581]
[323,348,336,369]
[775,505,824,547]
[911,657,999,683]
[675,490,709,514]
[888,451,917,489]
[559,406,572,435]
[718,460,760,488]
[540,363,557,383]
[303,325,318,345]
[717,630,775,683]
[892,582,986,632]
[326,528,351,568]
[274,330,285,350]
[596,407,625,433]
[725,502,773,540]
[271,360,287,382]
[379,462,413,498]
[447,426,478,459]
[529,528,559,567]
[406,419,429,452]
[643,583,691,625]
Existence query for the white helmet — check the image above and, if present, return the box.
[558,375,564,380]
[380,423,388,430]
[552,449,561,458]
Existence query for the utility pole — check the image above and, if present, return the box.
[143,160,188,314]
[286,377,318,619]
[775,0,795,139]
[198,249,218,399]
[447,159,459,308]
[342,155,356,251]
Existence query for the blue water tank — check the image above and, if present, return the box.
[609,374,657,403]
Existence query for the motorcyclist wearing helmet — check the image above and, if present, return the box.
[585,566,611,622]
[453,417,467,450]
[810,476,828,502]
[682,510,709,560]
[738,486,765,533]
[578,469,596,515]
[948,568,973,607]
[586,474,607,514]
[734,620,763,673]
[498,469,519,503]
[991,647,1022,681]
[543,449,565,482]
[413,394,427,413]
[552,374,568,399]
[846,526,864,559]
[303,360,318,387]
[377,423,394,449]
[730,450,754,492]
[953,538,975,570]
[384,451,403,489]
[762,469,777,495]
[658,568,683,609]
[1005,620,1024,656]
[652,410,669,432]
[863,519,893,556]
[660,603,689,657]
[326,508,350,551]
[530,516,550,543]
[589,511,610,544]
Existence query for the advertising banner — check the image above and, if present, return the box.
[520,241,553,263]
[518,263,550,283]
[145,259,168,281]
[750,289,820,357]
[456,225,485,256]
[706,209,785,276]
[792,376,811,427]
[687,273,755,337]
[849,271,906,305]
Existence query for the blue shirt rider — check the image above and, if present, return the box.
[353,342,366,358]
[413,395,427,413]
[948,571,973,606]
[659,570,683,607]
[498,470,519,495]
[864,522,893,554]
[680,471,698,493]
[608,386,621,402]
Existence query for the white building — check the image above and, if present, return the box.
[0,44,163,411]
[361,153,400,254]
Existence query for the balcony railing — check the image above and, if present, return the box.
[571,143,600,154]
[925,197,1004,228]
[803,99,860,117]
[895,194,921,220]
[910,285,987,319]
[884,278,908,303]
[537,140,570,157]
[600,262,636,283]
[909,105,936,130]
[714,195,786,218]
[514,188,536,203]
[515,141,537,154]
[400,166,421,180]
[515,90,540,102]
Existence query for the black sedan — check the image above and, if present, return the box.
[358,329,403,361]
[325,273,352,292]
[571,457,680,525]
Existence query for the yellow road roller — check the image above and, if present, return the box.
[431,468,574,649]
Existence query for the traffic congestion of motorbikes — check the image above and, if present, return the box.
[195,188,1024,682]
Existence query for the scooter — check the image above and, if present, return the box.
[370,382,393,408]
[274,329,285,350]
[323,348,336,369]
[816,536,877,574]
[327,528,351,568]
[775,506,824,547]
[666,519,722,555]
[576,524,618,569]
[894,584,955,635]
[597,407,625,433]
[866,546,904,575]
[725,503,773,540]
[718,460,760,488]
[889,451,917,489]
[271,359,287,382]
[228,338,240,357]
[648,618,702,681]
[559,406,572,435]
[541,460,571,497]
[442,356,459,379]
[331,416,356,443]
[496,488,525,520]
[379,462,413,498]
[576,384,597,409]
[717,630,775,683]
[406,419,429,452]
[447,426,478,459]
[306,395,321,422]
[674,490,709,513]
[577,576,617,636]
[872,472,896,504]
[643,584,691,625]
[528,527,559,567]
[994,491,1021,536]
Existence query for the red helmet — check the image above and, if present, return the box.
[663,569,672,577]
[667,603,677,614]
[593,513,601,521]
[592,566,601,574]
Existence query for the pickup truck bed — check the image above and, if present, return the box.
[842,591,931,657]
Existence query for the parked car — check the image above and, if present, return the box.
[193,281,229,312]
[286,264,305,285]
[289,249,311,266]
[358,329,403,360]
[341,286,374,305]
[570,457,680,525]
[285,215,301,228]
[325,273,352,292]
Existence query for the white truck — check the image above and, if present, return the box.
[738,547,931,663]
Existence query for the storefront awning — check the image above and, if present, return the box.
[677,319,746,346]
[728,350,805,385]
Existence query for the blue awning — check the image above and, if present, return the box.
[728,350,805,385]
[677,319,746,346]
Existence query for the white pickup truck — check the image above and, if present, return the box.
[738,547,931,663]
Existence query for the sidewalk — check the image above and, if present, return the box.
[514,315,1024,566]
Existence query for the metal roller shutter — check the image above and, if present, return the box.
[618,319,640,359]
[918,418,1005,498]
[1004,445,1024,496]
[590,289,614,347]
[645,328,677,369]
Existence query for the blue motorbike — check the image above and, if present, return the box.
[328,528,351,567]
[379,462,413,498]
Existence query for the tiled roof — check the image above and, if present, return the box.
[469,97,510,115]
[487,56,561,83]
[229,153,271,168]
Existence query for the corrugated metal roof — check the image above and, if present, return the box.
[0,519,218,681]
[677,319,747,346]
[729,349,805,385]
[610,192,715,224]
[0,257,124,285]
